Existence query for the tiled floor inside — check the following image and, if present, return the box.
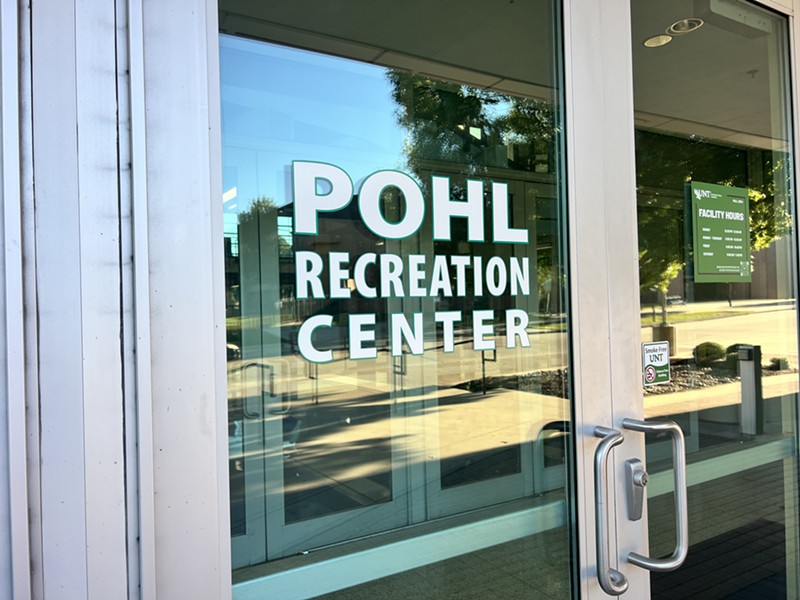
[651,518,785,599]
[648,457,796,599]
[318,456,797,599]
[318,526,573,600]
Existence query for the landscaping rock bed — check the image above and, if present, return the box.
[644,363,739,395]
[457,368,569,397]
[458,363,796,398]
[644,361,796,395]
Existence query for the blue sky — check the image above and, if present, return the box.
[220,34,408,218]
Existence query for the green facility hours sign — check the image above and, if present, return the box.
[690,181,751,283]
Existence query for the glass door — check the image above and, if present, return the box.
[221,1,580,598]
[630,0,800,597]
[216,0,800,597]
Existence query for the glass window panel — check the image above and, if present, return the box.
[632,2,800,596]
[221,2,573,597]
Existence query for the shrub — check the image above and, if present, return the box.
[769,357,790,371]
[726,343,747,354]
[693,341,726,367]
[723,344,747,373]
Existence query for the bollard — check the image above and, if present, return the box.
[738,345,763,437]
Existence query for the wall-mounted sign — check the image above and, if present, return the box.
[642,341,670,386]
[690,181,750,283]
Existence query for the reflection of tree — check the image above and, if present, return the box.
[387,70,563,317]
[749,170,793,252]
[494,97,558,167]
[388,71,502,174]
[238,196,276,222]
[387,72,793,316]
[387,70,557,177]
[635,130,792,313]
[239,196,292,258]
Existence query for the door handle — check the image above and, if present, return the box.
[593,426,629,595]
[242,362,277,418]
[622,418,688,572]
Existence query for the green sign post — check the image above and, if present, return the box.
[690,181,750,283]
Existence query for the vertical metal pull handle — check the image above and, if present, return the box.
[242,363,279,416]
[594,426,629,595]
[259,365,289,415]
[622,418,688,572]
[242,363,260,419]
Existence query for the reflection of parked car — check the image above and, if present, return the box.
[666,295,686,306]
[227,343,241,360]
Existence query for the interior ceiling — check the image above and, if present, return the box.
[632,0,787,150]
[220,0,788,151]
[219,0,556,98]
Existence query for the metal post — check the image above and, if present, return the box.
[738,345,763,437]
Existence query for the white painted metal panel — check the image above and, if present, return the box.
[18,0,41,595]
[30,2,89,596]
[74,2,129,597]
[124,1,157,597]
[140,0,231,597]
[0,0,30,598]
[30,0,133,596]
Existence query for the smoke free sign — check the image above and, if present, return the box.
[642,341,670,386]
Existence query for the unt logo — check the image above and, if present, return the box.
[694,188,712,200]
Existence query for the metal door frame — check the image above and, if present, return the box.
[126,0,800,598]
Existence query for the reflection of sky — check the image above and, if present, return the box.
[220,34,407,219]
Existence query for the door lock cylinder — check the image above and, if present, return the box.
[625,458,648,521]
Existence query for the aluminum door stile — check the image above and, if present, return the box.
[785,2,800,596]
[562,0,649,596]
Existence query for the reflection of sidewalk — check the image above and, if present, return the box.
[644,373,798,418]
[643,298,795,318]
[641,302,798,362]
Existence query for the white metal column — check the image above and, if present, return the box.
[29,1,130,598]
[1,1,30,598]
[137,1,231,598]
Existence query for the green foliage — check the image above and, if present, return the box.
[722,343,746,372]
[238,196,276,224]
[749,184,793,252]
[693,341,726,367]
[387,70,557,180]
[725,343,746,353]
[238,196,293,258]
[724,352,740,373]
[388,71,504,175]
[769,357,790,371]
[387,70,567,314]
[386,72,794,305]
